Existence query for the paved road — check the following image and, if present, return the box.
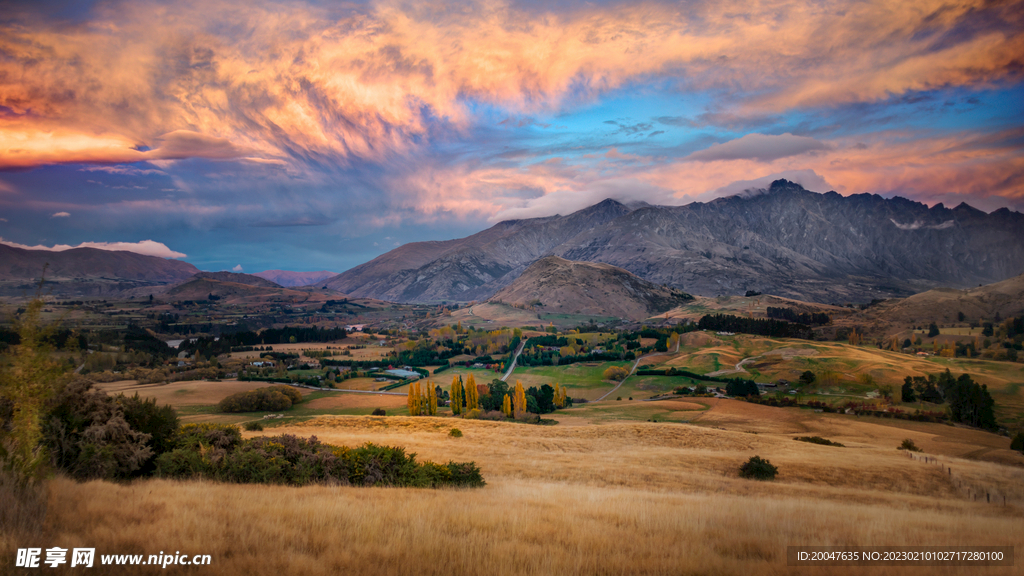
[500,338,528,382]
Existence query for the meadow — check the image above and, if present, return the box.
[18,405,1024,576]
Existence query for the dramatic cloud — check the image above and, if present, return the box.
[51,212,71,218]
[1,0,1021,172]
[0,0,1020,271]
[685,133,830,163]
[0,238,187,258]
[232,264,243,272]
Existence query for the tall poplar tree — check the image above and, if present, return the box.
[513,380,526,419]
[450,375,463,415]
[466,374,479,410]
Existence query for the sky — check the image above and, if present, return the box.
[1,0,1022,273]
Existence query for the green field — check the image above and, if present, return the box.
[510,361,632,400]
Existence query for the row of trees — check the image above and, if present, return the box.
[900,370,996,429]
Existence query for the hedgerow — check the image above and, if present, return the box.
[155,426,484,488]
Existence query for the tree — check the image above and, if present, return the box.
[426,383,437,416]
[502,394,512,417]
[407,382,419,416]
[901,378,917,403]
[450,376,463,415]
[726,380,759,397]
[1011,432,1024,454]
[537,384,555,413]
[0,296,72,485]
[799,371,816,385]
[465,374,479,411]
[739,456,778,480]
[603,366,628,381]
[928,323,940,338]
[513,380,526,420]
[945,373,996,429]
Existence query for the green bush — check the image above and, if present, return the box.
[371,408,386,416]
[174,423,243,451]
[739,456,778,480]
[243,421,264,432]
[155,433,485,488]
[449,428,463,438]
[794,436,844,447]
[218,386,300,413]
[898,438,921,452]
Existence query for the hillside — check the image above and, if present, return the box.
[856,272,1024,329]
[0,243,199,297]
[254,270,337,287]
[319,181,1024,304]
[167,276,309,302]
[489,256,692,321]
[190,271,283,288]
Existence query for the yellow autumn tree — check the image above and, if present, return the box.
[553,383,567,409]
[427,383,438,416]
[407,381,422,416]
[466,373,479,410]
[513,380,527,420]
[450,375,463,415]
[502,393,512,417]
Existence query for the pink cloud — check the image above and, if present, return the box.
[0,238,187,258]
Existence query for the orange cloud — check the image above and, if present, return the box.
[1,0,1020,171]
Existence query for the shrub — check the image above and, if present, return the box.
[156,434,485,488]
[739,456,778,480]
[243,421,263,432]
[174,423,243,451]
[794,436,844,447]
[448,428,463,438]
[43,379,153,481]
[462,408,482,420]
[898,438,921,452]
[603,366,629,381]
[218,386,295,413]
[371,408,386,416]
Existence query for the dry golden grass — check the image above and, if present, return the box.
[22,413,1023,575]
[94,379,313,406]
[303,393,407,411]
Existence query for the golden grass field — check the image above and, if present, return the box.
[11,398,1022,576]
[94,379,315,405]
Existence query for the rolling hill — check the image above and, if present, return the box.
[489,256,694,321]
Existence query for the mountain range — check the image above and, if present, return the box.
[318,180,1024,304]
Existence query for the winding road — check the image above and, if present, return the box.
[594,336,682,402]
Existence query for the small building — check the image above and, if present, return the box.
[384,368,421,379]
